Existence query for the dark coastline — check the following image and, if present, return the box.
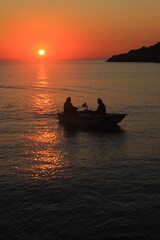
[107,42,160,62]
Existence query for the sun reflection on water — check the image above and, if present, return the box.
[20,121,70,180]
[26,149,67,180]
[37,63,49,86]
[33,93,55,114]
[16,63,71,180]
[32,63,59,114]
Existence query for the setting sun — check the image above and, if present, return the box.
[38,49,45,56]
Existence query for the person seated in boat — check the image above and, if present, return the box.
[96,98,106,115]
[64,97,78,114]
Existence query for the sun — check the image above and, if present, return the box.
[38,49,45,56]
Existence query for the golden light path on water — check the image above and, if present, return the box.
[19,63,70,180]
[33,63,59,115]
[37,63,48,85]
[22,122,70,180]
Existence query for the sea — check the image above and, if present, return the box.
[0,60,160,240]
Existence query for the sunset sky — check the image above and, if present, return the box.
[1,0,160,60]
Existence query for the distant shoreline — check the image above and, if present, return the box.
[107,42,160,63]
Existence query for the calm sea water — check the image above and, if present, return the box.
[0,60,160,240]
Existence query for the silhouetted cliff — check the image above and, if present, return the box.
[107,42,160,62]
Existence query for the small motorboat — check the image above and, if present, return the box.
[58,110,127,128]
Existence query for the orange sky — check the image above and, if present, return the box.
[1,0,160,60]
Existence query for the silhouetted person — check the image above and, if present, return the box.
[96,98,106,115]
[64,97,78,114]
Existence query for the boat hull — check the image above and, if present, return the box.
[58,111,127,128]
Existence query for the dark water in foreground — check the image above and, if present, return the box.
[0,60,160,239]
